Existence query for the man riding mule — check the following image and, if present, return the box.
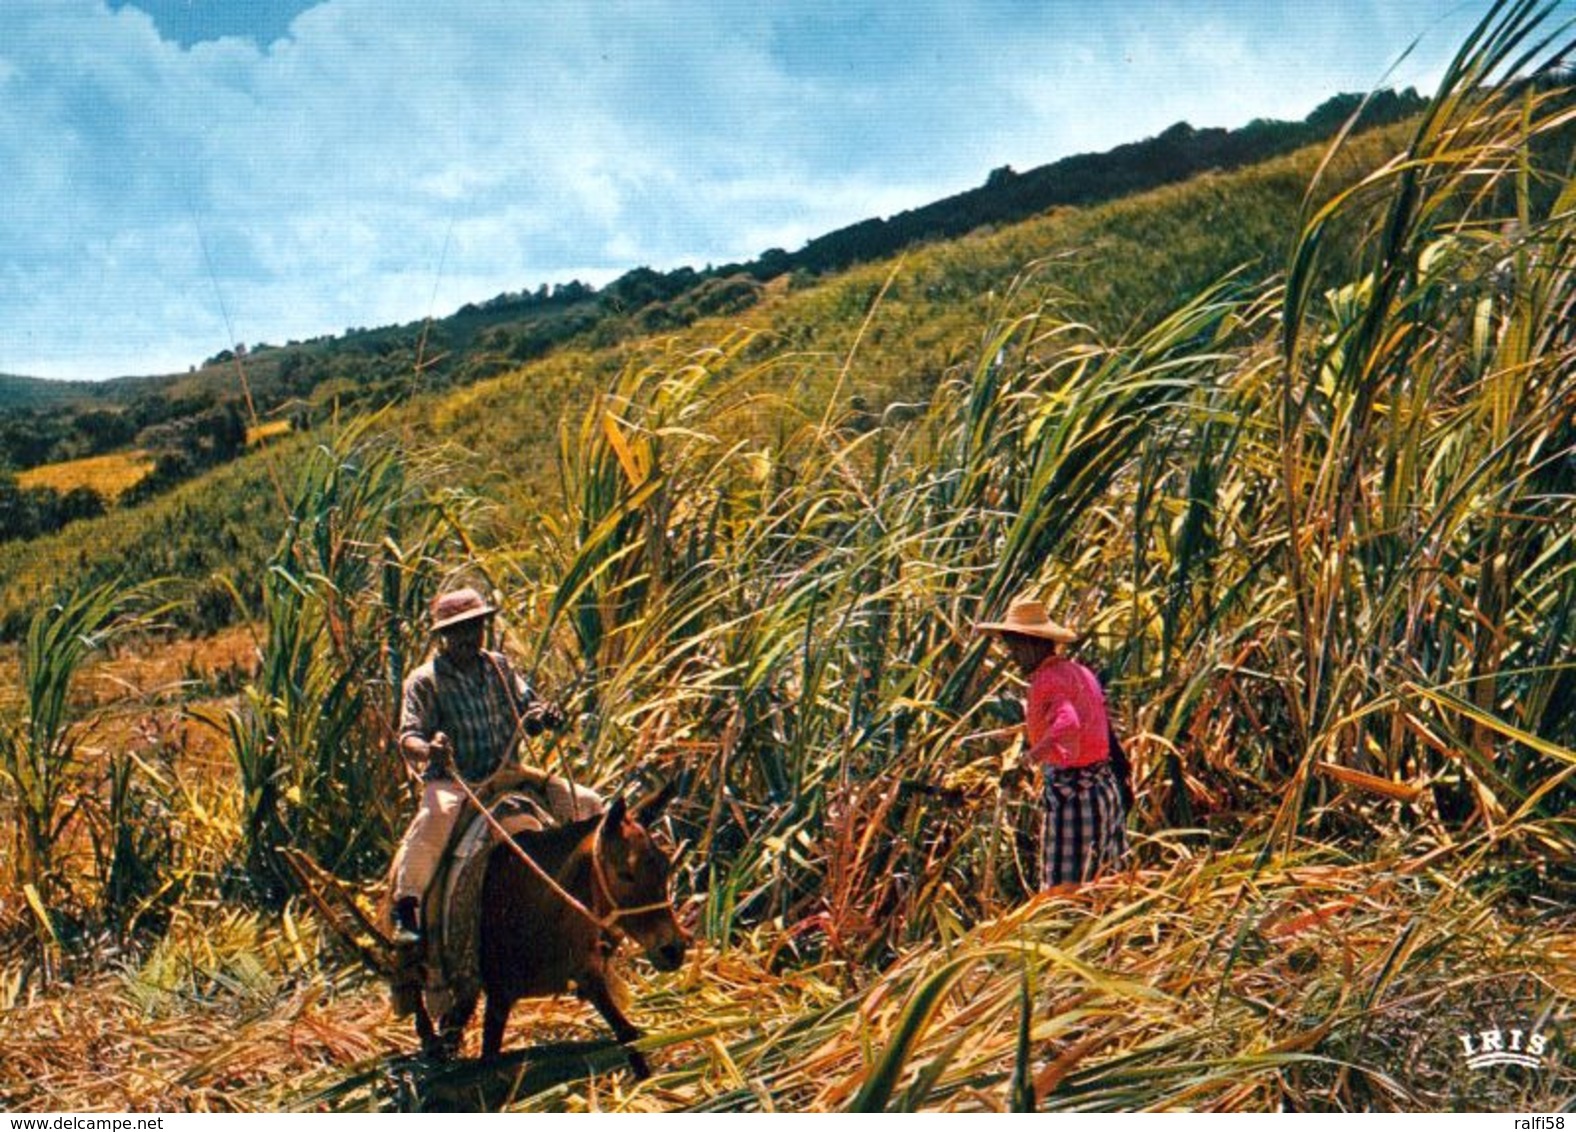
[382,585,686,1071]
[389,585,595,946]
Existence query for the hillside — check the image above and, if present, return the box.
[1,88,1423,410]
[0,373,103,410]
[0,88,1423,529]
[0,119,1411,637]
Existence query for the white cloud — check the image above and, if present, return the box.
[0,0,1496,380]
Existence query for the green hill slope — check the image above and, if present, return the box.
[0,121,1407,635]
[0,93,1422,554]
[0,374,104,410]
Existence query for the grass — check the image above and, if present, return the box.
[1,846,1568,1112]
[16,450,156,501]
[0,433,309,637]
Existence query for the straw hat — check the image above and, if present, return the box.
[976,596,1078,643]
[430,586,496,632]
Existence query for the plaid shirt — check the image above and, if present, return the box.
[399,649,538,782]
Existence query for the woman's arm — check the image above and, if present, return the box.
[1025,680,1082,766]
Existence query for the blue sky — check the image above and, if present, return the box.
[0,1,1495,381]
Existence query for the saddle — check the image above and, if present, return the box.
[389,766,603,1022]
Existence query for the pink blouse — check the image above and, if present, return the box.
[1025,656,1110,770]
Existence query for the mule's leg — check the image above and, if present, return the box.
[438,993,478,1060]
[481,994,514,1059]
[413,999,442,1059]
[581,975,650,1079]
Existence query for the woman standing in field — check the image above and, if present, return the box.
[979,596,1129,889]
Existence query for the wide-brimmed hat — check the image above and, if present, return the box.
[976,597,1078,643]
[431,586,497,632]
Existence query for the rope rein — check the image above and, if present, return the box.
[479,646,666,919]
[588,820,673,922]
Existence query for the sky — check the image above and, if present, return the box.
[0,1,1499,381]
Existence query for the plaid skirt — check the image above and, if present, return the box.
[1040,760,1129,887]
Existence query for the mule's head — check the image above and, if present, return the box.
[595,782,687,972]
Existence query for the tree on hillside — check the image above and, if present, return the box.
[0,474,39,541]
[56,485,106,525]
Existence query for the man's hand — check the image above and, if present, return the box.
[424,732,454,780]
[522,701,566,737]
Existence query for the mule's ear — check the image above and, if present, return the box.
[632,779,678,826]
[601,794,629,834]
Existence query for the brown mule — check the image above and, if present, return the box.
[413,783,688,1078]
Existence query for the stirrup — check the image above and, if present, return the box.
[391,897,423,946]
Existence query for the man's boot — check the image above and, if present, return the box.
[391,895,422,946]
